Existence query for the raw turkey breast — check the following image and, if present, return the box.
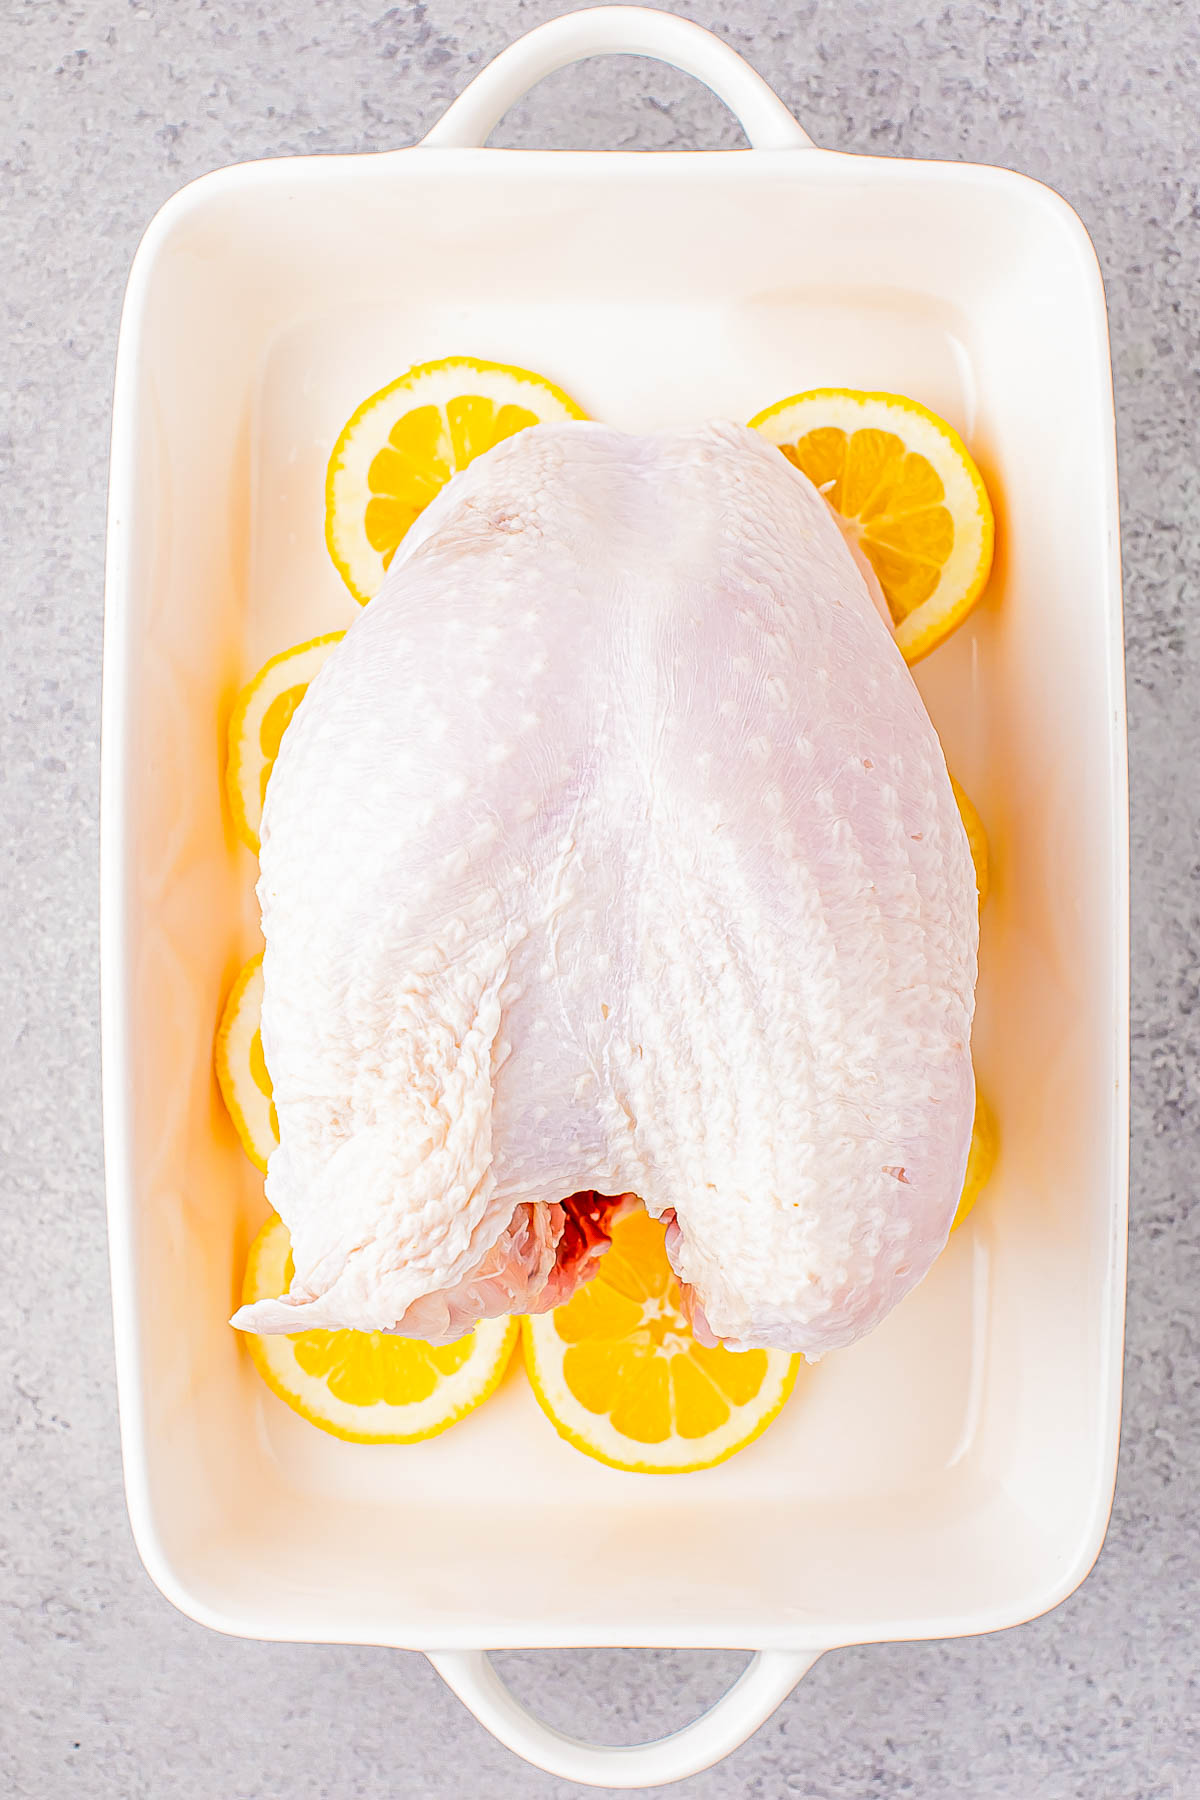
[232,420,978,1356]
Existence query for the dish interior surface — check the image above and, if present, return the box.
[106,149,1125,1649]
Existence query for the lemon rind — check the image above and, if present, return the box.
[949,774,990,913]
[951,1088,998,1233]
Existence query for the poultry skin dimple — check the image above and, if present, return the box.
[231,419,978,1357]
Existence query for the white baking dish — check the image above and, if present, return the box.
[101,7,1128,1787]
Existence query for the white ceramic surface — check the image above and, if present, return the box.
[101,7,1127,1787]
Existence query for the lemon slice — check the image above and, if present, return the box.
[239,1214,519,1443]
[947,777,994,1231]
[522,1206,799,1474]
[748,388,994,663]
[225,632,344,855]
[951,1088,998,1232]
[215,954,277,1174]
[950,773,989,912]
[326,356,588,604]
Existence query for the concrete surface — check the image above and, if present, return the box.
[1,1,1196,1795]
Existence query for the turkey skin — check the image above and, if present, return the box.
[232,420,978,1356]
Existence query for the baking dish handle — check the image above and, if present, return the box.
[420,5,814,152]
[426,1646,823,1788]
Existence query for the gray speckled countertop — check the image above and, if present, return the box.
[3,2,1196,1795]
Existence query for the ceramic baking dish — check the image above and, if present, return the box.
[100,7,1128,1787]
